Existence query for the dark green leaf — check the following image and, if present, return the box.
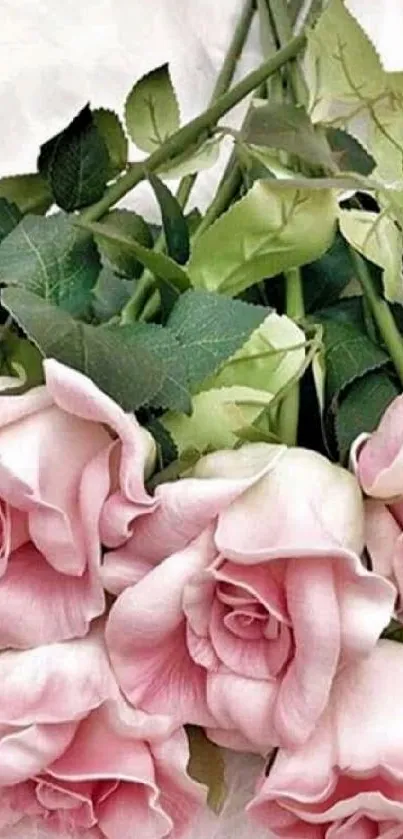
[0,214,101,317]
[92,266,133,321]
[94,210,153,278]
[326,127,375,175]
[146,418,178,469]
[245,102,335,170]
[149,174,190,265]
[93,108,128,179]
[167,290,267,387]
[81,219,190,292]
[2,288,190,413]
[336,369,399,462]
[125,63,180,153]
[38,105,109,211]
[0,199,22,244]
[0,174,52,215]
[322,319,389,410]
[302,232,355,313]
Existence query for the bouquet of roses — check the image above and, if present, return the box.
[2,1,403,837]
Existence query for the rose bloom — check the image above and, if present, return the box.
[0,359,156,647]
[0,623,205,839]
[249,640,403,839]
[106,444,395,752]
[353,394,403,609]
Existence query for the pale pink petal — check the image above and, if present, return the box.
[0,542,104,648]
[356,395,403,498]
[0,385,53,428]
[44,360,155,528]
[106,531,217,728]
[97,782,169,839]
[101,547,154,596]
[0,622,114,725]
[207,671,278,751]
[365,499,401,582]
[274,558,341,747]
[0,782,42,831]
[205,727,259,753]
[0,722,78,785]
[216,448,364,558]
[152,728,206,838]
[213,560,289,622]
[249,641,403,830]
[120,445,286,566]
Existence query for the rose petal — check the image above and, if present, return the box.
[0,542,104,648]
[106,531,217,729]
[356,394,403,498]
[207,672,278,751]
[0,622,114,725]
[0,722,78,785]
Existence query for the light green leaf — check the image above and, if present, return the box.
[339,209,403,303]
[93,108,128,179]
[159,137,220,179]
[38,105,109,211]
[305,0,403,183]
[203,312,305,396]
[2,288,191,413]
[187,727,226,814]
[0,213,100,317]
[167,290,267,387]
[163,385,273,454]
[187,181,337,296]
[245,101,335,170]
[125,63,180,153]
[94,209,153,278]
[0,174,52,215]
[81,219,190,292]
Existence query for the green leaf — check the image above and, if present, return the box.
[92,266,133,322]
[302,231,355,313]
[203,311,305,396]
[159,137,220,179]
[38,104,109,211]
[2,288,191,413]
[187,727,226,813]
[305,0,403,183]
[149,174,190,265]
[163,385,273,454]
[167,290,267,387]
[0,199,22,244]
[245,101,335,170]
[322,319,389,410]
[125,63,180,153]
[0,214,101,317]
[187,181,337,296]
[146,418,178,469]
[81,219,190,292]
[0,174,52,215]
[93,108,128,179]
[336,369,399,462]
[325,128,375,175]
[1,334,44,392]
[94,209,153,278]
[339,209,403,304]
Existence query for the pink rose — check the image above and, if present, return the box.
[353,394,403,609]
[106,444,395,751]
[0,359,156,647]
[0,624,205,839]
[249,640,403,839]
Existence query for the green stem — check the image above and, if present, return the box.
[121,0,256,325]
[350,247,403,386]
[80,31,306,223]
[173,0,256,211]
[278,268,304,446]
[266,0,308,105]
